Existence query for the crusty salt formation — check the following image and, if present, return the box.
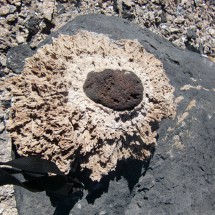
[5,31,176,181]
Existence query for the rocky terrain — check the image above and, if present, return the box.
[0,0,215,215]
[8,14,215,215]
[0,0,215,76]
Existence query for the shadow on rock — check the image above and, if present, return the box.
[11,139,155,214]
[76,148,155,204]
[45,147,155,212]
[48,191,83,215]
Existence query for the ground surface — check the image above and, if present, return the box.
[0,1,215,215]
[2,14,215,215]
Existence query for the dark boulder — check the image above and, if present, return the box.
[10,14,215,215]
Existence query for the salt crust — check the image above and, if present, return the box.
[5,31,176,181]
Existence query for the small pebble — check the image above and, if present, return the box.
[0,123,5,134]
[16,35,25,44]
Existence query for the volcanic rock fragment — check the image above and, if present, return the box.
[83,69,143,111]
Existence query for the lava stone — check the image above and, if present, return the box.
[187,28,197,40]
[83,69,143,111]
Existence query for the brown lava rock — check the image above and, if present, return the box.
[83,69,143,111]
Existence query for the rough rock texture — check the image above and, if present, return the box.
[8,15,215,215]
[1,1,214,214]
[0,0,215,87]
[4,30,176,181]
[0,0,215,78]
[6,44,34,74]
[0,84,17,214]
[83,69,143,111]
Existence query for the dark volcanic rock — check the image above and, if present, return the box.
[6,44,34,74]
[26,15,41,35]
[83,69,143,111]
[187,28,197,41]
[11,14,215,215]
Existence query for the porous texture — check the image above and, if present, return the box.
[5,31,176,181]
[83,69,143,111]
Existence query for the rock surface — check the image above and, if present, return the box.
[1,0,215,78]
[6,44,34,74]
[11,14,215,215]
[83,69,143,111]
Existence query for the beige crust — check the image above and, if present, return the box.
[5,31,176,181]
